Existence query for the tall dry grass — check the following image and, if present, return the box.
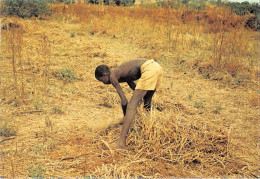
[1,18,52,111]
[50,3,258,81]
[2,21,24,100]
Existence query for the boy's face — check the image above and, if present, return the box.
[98,73,110,84]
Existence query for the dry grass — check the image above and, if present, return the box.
[0,2,259,178]
[52,3,259,85]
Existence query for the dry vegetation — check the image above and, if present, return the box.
[0,2,259,178]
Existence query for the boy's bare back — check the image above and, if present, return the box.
[112,58,148,83]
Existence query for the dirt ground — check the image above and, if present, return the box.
[0,16,259,177]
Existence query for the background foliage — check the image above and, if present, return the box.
[1,0,49,18]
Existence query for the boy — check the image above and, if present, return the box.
[95,58,162,149]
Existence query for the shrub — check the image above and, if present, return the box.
[1,0,49,18]
[225,1,260,16]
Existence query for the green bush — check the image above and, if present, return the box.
[1,0,49,18]
[225,1,260,16]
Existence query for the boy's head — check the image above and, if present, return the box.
[95,65,111,84]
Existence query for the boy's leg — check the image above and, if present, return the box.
[111,89,147,149]
[143,90,155,111]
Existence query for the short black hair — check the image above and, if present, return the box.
[95,65,110,79]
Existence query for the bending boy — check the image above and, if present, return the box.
[95,58,162,149]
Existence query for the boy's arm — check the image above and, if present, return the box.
[110,74,128,116]
[127,81,136,91]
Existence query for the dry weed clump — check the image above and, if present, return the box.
[131,114,229,175]
[128,112,229,164]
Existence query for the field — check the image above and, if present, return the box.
[0,2,259,178]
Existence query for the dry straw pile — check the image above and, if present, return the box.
[99,109,231,177]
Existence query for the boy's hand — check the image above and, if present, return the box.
[121,100,128,116]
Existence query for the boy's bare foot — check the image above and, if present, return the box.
[110,142,126,150]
